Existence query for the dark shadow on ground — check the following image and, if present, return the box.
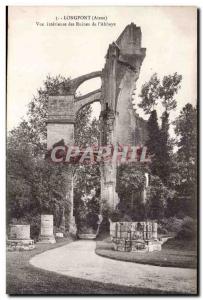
[96,236,197,269]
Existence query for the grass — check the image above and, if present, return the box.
[6,237,174,295]
[96,236,197,269]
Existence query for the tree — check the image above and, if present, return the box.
[7,75,101,234]
[175,103,197,162]
[138,73,160,114]
[138,72,182,115]
[26,75,69,155]
[138,73,183,219]
[159,73,182,112]
[74,163,101,222]
[116,163,147,220]
[73,105,101,230]
[76,191,100,234]
[159,111,172,184]
[7,123,67,228]
[146,175,174,221]
[75,106,100,147]
[174,103,197,217]
[145,110,161,177]
[7,122,36,222]
[28,76,69,138]
[158,73,182,184]
[139,72,182,115]
[139,72,182,183]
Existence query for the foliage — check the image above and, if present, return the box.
[75,106,100,147]
[27,75,69,155]
[145,110,161,177]
[139,73,182,183]
[177,217,197,240]
[158,111,173,184]
[138,72,182,114]
[116,163,147,220]
[159,73,182,112]
[73,162,101,229]
[174,103,197,162]
[138,73,160,114]
[117,164,146,193]
[76,191,100,233]
[146,175,175,221]
[7,124,67,230]
[138,73,186,221]
[174,103,197,217]
[7,75,101,235]
[7,75,72,230]
[7,124,36,221]
[7,71,197,238]
[108,209,122,222]
[158,217,184,234]
[73,104,101,231]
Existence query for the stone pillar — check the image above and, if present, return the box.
[143,172,149,204]
[152,222,158,240]
[38,214,56,244]
[100,162,119,210]
[99,108,119,210]
[99,24,146,210]
[63,168,77,235]
[47,92,76,235]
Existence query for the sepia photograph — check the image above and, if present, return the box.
[6,6,198,295]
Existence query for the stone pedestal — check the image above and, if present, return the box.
[38,215,56,244]
[63,169,77,236]
[7,224,35,251]
[152,222,158,240]
[10,224,30,239]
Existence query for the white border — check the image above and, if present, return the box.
[0,1,201,299]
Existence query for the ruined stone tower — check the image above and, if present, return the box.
[99,23,147,209]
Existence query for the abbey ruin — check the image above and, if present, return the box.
[47,23,148,232]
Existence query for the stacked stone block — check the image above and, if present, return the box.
[110,221,161,252]
[38,215,56,244]
[7,225,35,251]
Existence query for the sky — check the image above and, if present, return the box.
[7,6,197,131]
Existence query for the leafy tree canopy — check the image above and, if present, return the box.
[138,72,182,115]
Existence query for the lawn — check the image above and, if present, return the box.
[6,237,172,295]
[96,236,197,269]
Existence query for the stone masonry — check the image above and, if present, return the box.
[47,23,148,233]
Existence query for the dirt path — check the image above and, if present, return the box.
[30,240,197,294]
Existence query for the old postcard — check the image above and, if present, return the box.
[6,6,198,295]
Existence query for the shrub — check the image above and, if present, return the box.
[30,215,41,240]
[159,217,184,234]
[120,214,133,222]
[177,217,197,240]
[157,226,168,235]
[108,209,122,222]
